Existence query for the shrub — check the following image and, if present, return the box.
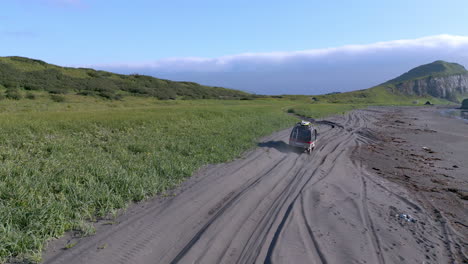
[3,81,18,89]
[99,91,119,100]
[77,90,96,96]
[127,144,149,154]
[50,94,66,102]
[6,89,22,100]
[48,88,68,94]
[87,71,99,78]
[25,92,36,100]
[24,84,41,91]
[461,98,468,109]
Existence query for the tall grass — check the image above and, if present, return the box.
[309,86,454,105]
[287,86,454,118]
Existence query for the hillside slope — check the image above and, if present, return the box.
[306,85,451,105]
[385,60,468,102]
[307,60,467,104]
[0,56,250,100]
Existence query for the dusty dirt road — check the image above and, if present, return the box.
[43,107,466,264]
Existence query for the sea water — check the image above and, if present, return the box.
[439,108,468,122]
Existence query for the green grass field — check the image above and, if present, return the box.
[0,87,455,262]
[284,86,453,118]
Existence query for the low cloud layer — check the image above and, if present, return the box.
[94,35,468,95]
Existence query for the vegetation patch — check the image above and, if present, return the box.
[50,94,66,102]
[25,92,36,100]
[0,56,254,100]
[5,89,22,100]
[461,98,468,109]
[285,86,454,119]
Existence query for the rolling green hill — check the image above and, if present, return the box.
[386,60,468,84]
[294,85,451,105]
[383,60,468,102]
[300,60,467,105]
[0,56,251,100]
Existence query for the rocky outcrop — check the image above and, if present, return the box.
[395,74,468,101]
[461,98,468,109]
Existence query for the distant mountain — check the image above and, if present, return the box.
[386,60,467,84]
[384,60,468,102]
[305,60,468,105]
[0,56,251,100]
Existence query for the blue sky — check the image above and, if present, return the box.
[2,0,468,94]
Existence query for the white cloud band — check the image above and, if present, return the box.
[92,34,468,94]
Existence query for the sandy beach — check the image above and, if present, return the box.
[354,106,467,263]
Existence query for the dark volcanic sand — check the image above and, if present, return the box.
[353,106,467,263]
[42,107,467,264]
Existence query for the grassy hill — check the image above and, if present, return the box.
[380,60,468,102]
[283,85,452,118]
[286,85,451,105]
[385,60,468,84]
[284,60,466,109]
[0,56,251,100]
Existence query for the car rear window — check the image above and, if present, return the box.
[298,128,311,141]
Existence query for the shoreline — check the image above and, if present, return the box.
[354,106,467,263]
